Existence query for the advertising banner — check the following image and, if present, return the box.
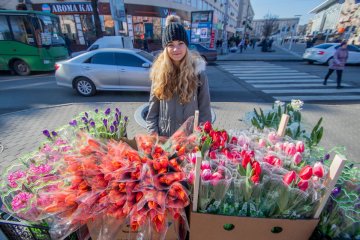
[190,11,214,48]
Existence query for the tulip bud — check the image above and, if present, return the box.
[201,161,211,170]
[285,143,297,156]
[299,165,313,180]
[230,136,238,144]
[293,152,302,165]
[258,139,266,148]
[283,171,296,185]
[201,169,212,181]
[313,162,324,178]
[203,121,212,133]
[209,151,217,159]
[298,180,309,191]
[267,131,279,144]
[296,141,305,153]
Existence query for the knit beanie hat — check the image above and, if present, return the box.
[162,15,189,48]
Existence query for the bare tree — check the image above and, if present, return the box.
[91,0,103,38]
[262,14,279,38]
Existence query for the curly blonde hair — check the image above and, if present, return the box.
[150,49,200,104]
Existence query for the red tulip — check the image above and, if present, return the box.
[252,161,261,176]
[230,136,238,144]
[204,121,212,133]
[313,162,324,178]
[283,171,296,185]
[293,152,302,165]
[209,151,217,159]
[299,165,313,180]
[251,174,260,184]
[298,180,309,191]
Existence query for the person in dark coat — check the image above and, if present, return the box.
[323,41,349,89]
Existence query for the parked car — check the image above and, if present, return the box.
[71,36,134,58]
[56,49,153,96]
[151,43,217,62]
[303,43,360,64]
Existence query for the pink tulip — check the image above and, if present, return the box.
[201,161,211,170]
[201,169,212,181]
[296,141,305,153]
[267,132,279,144]
[299,165,313,180]
[298,180,309,191]
[211,172,223,180]
[274,142,283,151]
[283,171,296,185]
[188,171,195,184]
[313,162,324,178]
[285,143,296,156]
[293,152,302,165]
[258,139,266,148]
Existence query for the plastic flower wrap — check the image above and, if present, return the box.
[192,121,328,219]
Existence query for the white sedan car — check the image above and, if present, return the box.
[303,43,360,64]
[55,48,153,96]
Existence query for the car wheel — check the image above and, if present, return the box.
[75,77,96,96]
[13,60,31,76]
[307,60,314,65]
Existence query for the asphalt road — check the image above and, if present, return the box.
[1,61,360,115]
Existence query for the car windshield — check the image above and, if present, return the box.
[138,51,154,62]
[37,15,65,46]
[314,44,333,49]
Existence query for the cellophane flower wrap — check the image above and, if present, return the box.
[1,111,198,240]
[191,117,329,219]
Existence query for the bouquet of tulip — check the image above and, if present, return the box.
[191,120,329,219]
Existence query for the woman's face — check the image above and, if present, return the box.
[166,41,187,64]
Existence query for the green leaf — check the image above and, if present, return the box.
[260,108,266,124]
[246,162,252,178]
[253,108,260,120]
[238,164,246,176]
[201,137,212,158]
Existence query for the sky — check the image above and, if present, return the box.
[251,0,324,24]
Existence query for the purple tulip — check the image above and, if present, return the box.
[110,125,115,133]
[113,121,118,126]
[324,153,330,160]
[115,113,119,122]
[51,131,57,137]
[116,108,120,113]
[124,116,128,122]
[355,203,360,209]
[82,117,88,124]
[104,108,111,115]
[69,120,77,126]
[95,108,98,113]
[331,186,341,198]
[85,112,88,118]
[103,119,108,128]
[42,130,51,138]
[90,121,95,127]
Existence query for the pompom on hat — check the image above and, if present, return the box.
[162,15,189,48]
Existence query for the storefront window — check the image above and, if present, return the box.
[0,16,11,40]
[80,15,96,45]
[38,15,65,46]
[59,15,78,42]
[9,16,36,45]
[103,15,115,36]
[132,16,162,41]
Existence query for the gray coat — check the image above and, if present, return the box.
[146,58,211,137]
[329,47,348,70]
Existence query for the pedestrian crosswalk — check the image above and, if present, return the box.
[218,62,360,102]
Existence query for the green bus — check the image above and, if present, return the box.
[0,10,69,75]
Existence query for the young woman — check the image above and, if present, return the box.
[323,41,349,89]
[146,15,211,137]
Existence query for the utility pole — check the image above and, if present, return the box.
[222,0,229,54]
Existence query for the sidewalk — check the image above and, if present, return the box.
[1,102,359,170]
[217,44,303,61]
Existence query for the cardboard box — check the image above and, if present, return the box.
[87,216,179,240]
[190,212,319,240]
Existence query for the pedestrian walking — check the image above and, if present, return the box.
[238,38,245,53]
[323,41,349,89]
[64,34,72,55]
[146,15,211,137]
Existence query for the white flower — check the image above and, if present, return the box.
[274,100,285,108]
[291,99,304,111]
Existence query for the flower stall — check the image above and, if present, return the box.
[0,102,359,240]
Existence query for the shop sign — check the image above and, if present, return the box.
[110,0,126,22]
[36,3,93,14]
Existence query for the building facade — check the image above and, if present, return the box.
[252,17,300,40]
[2,0,242,50]
[309,0,342,36]
[337,0,360,44]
